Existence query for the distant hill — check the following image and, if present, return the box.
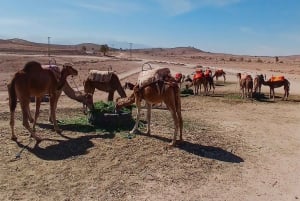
[0,38,206,56]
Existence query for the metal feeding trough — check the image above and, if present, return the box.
[87,101,135,130]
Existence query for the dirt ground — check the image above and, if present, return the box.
[0,50,300,201]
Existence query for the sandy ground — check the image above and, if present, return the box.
[0,51,300,201]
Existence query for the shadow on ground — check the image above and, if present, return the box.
[16,133,114,160]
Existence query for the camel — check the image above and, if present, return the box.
[115,71,183,147]
[257,74,290,100]
[8,61,78,142]
[25,65,94,121]
[174,73,185,88]
[84,70,126,102]
[204,69,215,94]
[237,73,253,98]
[213,69,226,83]
[190,70,208,96]
[253,75,262,95]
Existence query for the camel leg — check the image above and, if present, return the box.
[10,110,17,141]
[33,97,42,131]
[145,103,152,135]
[49,91,62,123]
[164,97,179,147]
[130,97,141,134]
[176,91,183,142]
[27,106,34,123]
[108,91,114,101]
[50,95,61,134]
[20,100,41,142]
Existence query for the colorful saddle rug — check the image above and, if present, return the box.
[205,70,212,77]
[269,76,285,82]
[87,70,113,83]
[193,72,204,80]
[175,73,182,80]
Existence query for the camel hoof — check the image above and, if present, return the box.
[168,141,176,147]
[11,136,17,141]
[130,129,140,134]
[33,135,42,143]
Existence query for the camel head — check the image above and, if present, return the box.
[62,63,78,77]
[82,93,94,115]
[115,93,135,112]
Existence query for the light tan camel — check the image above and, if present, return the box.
[84,70,127,102]
[258,74,290,100]
[253,75,262,95]
[237,73,253,98]
[116,76,183,147]
[8,61,78,142]
[213,69,226,83]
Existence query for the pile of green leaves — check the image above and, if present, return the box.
[90,101,132,114]
[180,88,194,96]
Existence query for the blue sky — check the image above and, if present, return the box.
[0,0,299,56]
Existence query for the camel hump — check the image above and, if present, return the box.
[138,67,171,87]
[23,61,43,72]
[241,74,252,80]
[87,70,114,82]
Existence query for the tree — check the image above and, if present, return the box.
[100,44,109,56]
[81,45,87,53]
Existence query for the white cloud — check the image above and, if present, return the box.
[75,1,142,14]
[155,0,241,15]
[0,18,32,26]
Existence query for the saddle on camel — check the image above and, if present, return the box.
[116,67,183,147]
[7,61,78,143]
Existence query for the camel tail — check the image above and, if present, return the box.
[7,79,17,112]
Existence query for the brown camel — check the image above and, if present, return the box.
[116,73,183,147]
[8,61,78,142]
[174,73,185,88]
[253,75,262,95]
[192,71,208,96]
[237,73,253,98]
[204,69,215,94]
[26,65,94,122]
[258,74,290,100]
[213,69,226,83]
[84,70,127,102]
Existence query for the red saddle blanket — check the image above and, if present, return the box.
[193,72,203,80]
[269,76,284,82]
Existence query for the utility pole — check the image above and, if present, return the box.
[129,42,132,59]
[48,36,51,57]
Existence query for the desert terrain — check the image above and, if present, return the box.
[0,39,300,201]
